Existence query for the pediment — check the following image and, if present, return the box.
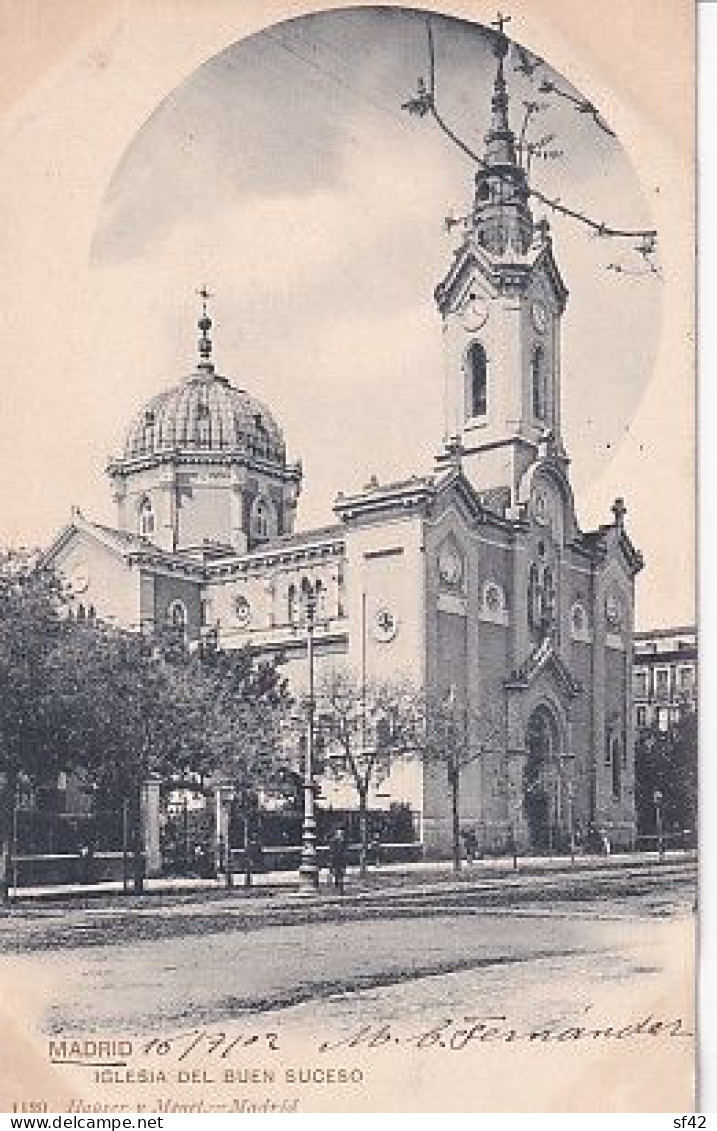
[505,637,582,699]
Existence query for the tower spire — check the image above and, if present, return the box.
[471,15,533,256]
[196,286,215,373]
[485,22,517,166]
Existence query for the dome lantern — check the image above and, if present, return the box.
[196,286,215,374]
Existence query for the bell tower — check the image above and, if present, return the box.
[435,23,569,505]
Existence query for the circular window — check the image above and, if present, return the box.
[372,604,398,643]
[233,594,251,626]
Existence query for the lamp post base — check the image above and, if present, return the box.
[298,865,319,892]
[299,819,319,891]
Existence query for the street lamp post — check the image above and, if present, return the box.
[299,586,319,891]
[653,788,664,861]
[567,781,575,864]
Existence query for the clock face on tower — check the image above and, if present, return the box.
[461,295,489,333]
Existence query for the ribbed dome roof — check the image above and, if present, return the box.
[122,370,286,465]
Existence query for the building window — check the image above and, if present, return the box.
[571,603,586,635]
[138,496,155,537]
[528,562,556,636]
[314,578,326,619]
[143,410,156,451]
[531,346,546,421]
[288,583,297,626]
[657,707,670,732]
[605,730,621,798]
[167,600,187,635]
[654,667,670,700]
[542,567,556,627]
[678,665,694,691]
[633,669,648,699]
[636,706,647,729]
[251,496,275,542]
[467,342,487,418]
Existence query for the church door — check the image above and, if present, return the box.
[524,706,561,850]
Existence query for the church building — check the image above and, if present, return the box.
[43,29,642,856]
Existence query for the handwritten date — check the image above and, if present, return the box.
[143,1029,279,1061]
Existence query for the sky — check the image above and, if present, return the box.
[0,2,693,629]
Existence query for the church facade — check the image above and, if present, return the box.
[43,32,642,855]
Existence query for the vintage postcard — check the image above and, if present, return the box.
[0,0,696,1115]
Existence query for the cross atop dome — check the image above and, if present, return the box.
[196,286,214,373]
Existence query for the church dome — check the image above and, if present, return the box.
[118,297,286,467]
[122,370,286,465]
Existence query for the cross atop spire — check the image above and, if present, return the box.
[490,11,511,36]
[196,286,215,372]
[611,497,627,529]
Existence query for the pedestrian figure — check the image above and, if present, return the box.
[370,831,382,866]
[462,828,478,864]
[329,828,347,894]
[79,841,94,885]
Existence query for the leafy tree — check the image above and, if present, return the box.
[0,552,81,899]
[635,703,697,844]
[58,624,291,891]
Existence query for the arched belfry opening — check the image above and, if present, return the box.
[466,342,487,419]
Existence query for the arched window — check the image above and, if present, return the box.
[606,730,622,799]
[251,496,275,542]
[528,564,541,630]
[138,496,155,537]
[542,567,556,628]
[314,578,325,618]
[167,600,187,634]
[467,342,487,418]
[532,346,546,421]
[143,410,156,451]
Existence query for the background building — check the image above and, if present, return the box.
[633,626,697,731]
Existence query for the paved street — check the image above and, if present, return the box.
[0,860,696,1113]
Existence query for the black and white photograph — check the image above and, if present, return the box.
[0,0,696,1115]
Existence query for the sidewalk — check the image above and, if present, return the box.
[3,848,695,907]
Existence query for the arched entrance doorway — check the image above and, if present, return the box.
[524,705,565,850]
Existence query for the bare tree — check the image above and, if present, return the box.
[299,666,418,877]
[413,687,504,874]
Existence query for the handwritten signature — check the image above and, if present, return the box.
[316,1008,694,1053]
